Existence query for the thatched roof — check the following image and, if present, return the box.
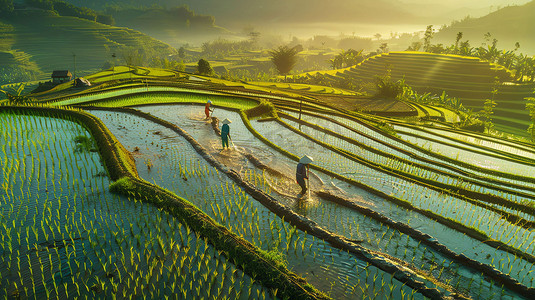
[51,70,72,78]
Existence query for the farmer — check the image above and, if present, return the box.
[221,118,232,150]
[296,155,313,195]
[205,100,213,119]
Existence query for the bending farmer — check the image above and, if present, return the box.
[221,118,232,150]
[205,100,213,119]
[296,155,313,195]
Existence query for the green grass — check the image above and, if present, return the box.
[10,71,535,298]
[296,51,532,136]
[0,10,176,78]
[249,81,358,95]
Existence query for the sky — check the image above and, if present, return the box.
[400,0,531,19]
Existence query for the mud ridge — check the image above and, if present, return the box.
[316,191,535,299]
[107,106,457,300]
[3,106,327,300]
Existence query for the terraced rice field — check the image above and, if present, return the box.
[299,51,535,137]
[0,10,175,76]
[0,110,277,299]
[2,73,535,299]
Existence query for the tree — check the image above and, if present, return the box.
[423,25,434,52]
[248,31,261,44]
[269,45,300,79]
[514,42,520,52]
[481,79,499,133]
[96,14,115,25]
[406,42,422,51]
[428,44,445,54]
[178,47,186,59]
[476,37,500,62]
[196,59,213,75]
[458,40,473,56]
[513,54,533,82]
[482,98,496,133]
[121,47,143,69]
[25,0,54,10]
[330,55,344,70]
[0,0,14,14]
[482,32,492,46]
[374,71,404,99]
[526,95,535,141]
[378,43,388,53]
[497,50,516,70]
[454,32,463,53]
[329,49,365,69]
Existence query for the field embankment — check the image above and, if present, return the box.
[0,9,176,85]
[298,51,534,136]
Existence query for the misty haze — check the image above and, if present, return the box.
[1,0,535,299]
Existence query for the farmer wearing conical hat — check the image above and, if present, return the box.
[221,118,232,150]
[296,155,313,195]
[205,100,213,119]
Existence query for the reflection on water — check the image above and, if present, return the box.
[91,106,425,299]
[98,104,529,298]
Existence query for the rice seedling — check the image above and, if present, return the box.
[16,77,535,299]
[90,108,430,299]
[0,110,279,299]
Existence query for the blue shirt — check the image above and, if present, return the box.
[296,163,307,179]
[221,124,230,138]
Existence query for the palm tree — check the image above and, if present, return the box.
[458,41,473,56]
[526,96,535,141]
[330,49,365,69]
[269,46,300,79]
[329,55,344,70]
[482,98,497,133]
[496,50,516,70]
[513,54,532,82]
[423,25,434,52]
[1,83,27,104]
[454,32,463,53]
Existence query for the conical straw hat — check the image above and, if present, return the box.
[299,155,314,164]
[222,118,232,124]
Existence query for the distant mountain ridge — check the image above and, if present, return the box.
[435,1,535,54]
[62,0,420,25]
[109,6,228,47]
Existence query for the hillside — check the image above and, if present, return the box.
[64,0,418,25]
[297,52,534,137]
[110,6,229,47]
[435,1,535,54]
[0,9,176,85]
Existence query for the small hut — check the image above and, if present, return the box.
[51,70,72,84]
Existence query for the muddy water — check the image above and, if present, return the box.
[423,127,535,161]
[132,104,529,298]
[279,114,535,224]
[88,108,422,299]
[0,112,271,299]
[254,117,535,254]
[394,125,535,180]
[282,109,535,192]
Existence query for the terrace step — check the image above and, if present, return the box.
[299,51,532,135]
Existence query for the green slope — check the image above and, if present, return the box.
[298,51,534,136]
[0,9,176,85]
